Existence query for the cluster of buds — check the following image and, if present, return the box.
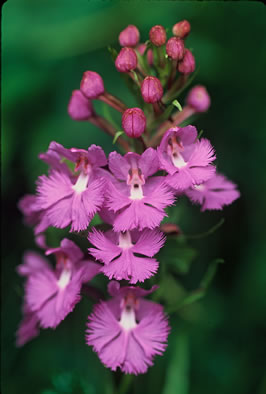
[16,21,240,377]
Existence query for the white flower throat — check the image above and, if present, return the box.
[127,165,145,200]
[119,294,138,331]
[72,156,92,193]
[118,231,133,249]
[56,253,72,290]
[168,136,187,168]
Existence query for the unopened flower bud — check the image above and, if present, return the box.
[166,37,185,60]
[115,47,137,73]
[122,108,146,138]
[172,20,191,38]
[141,76,163,103]
[137,44,153,65]
[80,71,104,99]
[160,223,181,235]
[178,49,195,74]
[68,90,94,120]
[119,25,140,47]
[186,85,211,112]
[149,25,167,47]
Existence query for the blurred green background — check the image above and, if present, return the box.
[2,1,266,393]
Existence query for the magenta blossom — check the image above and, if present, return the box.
[122,108,146,138]
[16,302,40,347]
[36,142,108,232]
[186,85,211,113]
[68,90,94,120]
[185,173,240,211]
[88,228,165,283]
[20,239,100,329]
[18,194,50,238]
[115,47,138,73]
[119,25,140,47]
[157,126,216,191]
[86,281,169,374]
[106,148,175,232]
[172,20,191,39]
[149,25,167,47]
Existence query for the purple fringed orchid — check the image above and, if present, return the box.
[86,281,169,375]
[185,173,240,211]
[18,194,50,244]
[106,148,175,232]
[157,126,216,191]
[88,228,165,284]
[36,142,108,232]
[16,302,40,347]
[17,239,100,330]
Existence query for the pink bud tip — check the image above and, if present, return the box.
[186,85,211,112]
[172,20,191,39]
[141,76,163,103]
[160,223,181,235]
[177,49,195,74]
[119,25,140,47]
[68,90,94,120]
[115,47,138,73]
[137,44,153,66]
[122,108,146,138]
[166,37,185,60]
[80,71,105,99]
[149,25,167,47]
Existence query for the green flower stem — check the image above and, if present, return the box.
[117,374,134,394]
[162,74,188,103]
[167,59,178,89]
[90,116,130,152]
[167,258,224,314]
[184,218,225,240]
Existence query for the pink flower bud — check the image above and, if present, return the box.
[141,76,163,103]
[119,25,140,47]
[137,44,153,65]
[177,49,195,74]
[68,90,94,120]
[166,37,185,60]
[80,71,104,99]
[149,25,167,47]
[115,47,137,73]
[122,108,146,138]
[172,20,191,38]
[186,85,211,112]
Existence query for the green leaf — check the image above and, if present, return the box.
[168,244,197,275]
[197,129,204,140]
[89,213,103,227]
[153,274,186,306]
[172,99,183,112]
[200,258,224,289]
[167,258,224,313]
[131,70,140,84]
[184,218,225,240]
[107,45,118,62]
[163,331,189,394]
[113,130,125,144]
